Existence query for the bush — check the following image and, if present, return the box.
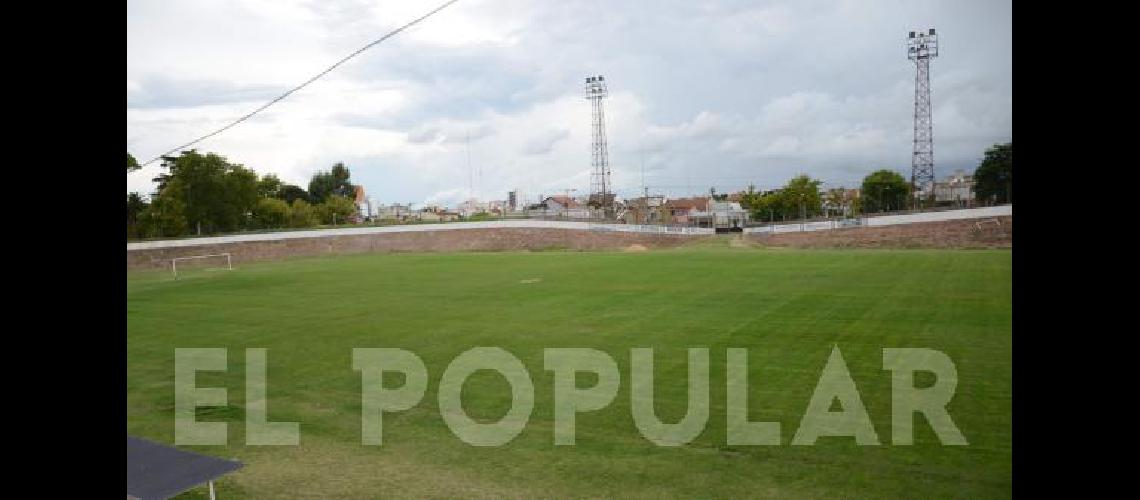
[318,195,358,225]
[252,197,290,229]
[289,199,317,228]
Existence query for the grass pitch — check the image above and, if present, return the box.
[127,244,1012,499]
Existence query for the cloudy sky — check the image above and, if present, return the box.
[127,0,1011,208]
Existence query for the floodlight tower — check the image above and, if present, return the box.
[585,75,612,212]
[907,28,939,207]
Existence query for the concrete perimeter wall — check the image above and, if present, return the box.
[126,228,696,270]
[126,205,1013,270]
[746,216,1012,249]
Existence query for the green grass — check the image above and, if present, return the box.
[127,245,1012,499]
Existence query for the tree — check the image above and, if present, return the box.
[149,150,259,235]
[127,152,140,173]
[251,197,290,229]
[737,184,762,211]
[973,142,1012,205]
[127,192,148,239]
[318,195,358,225]
[308,162,355,204]
[779,174,823,220]
[741,176,822,222]
[860,170,910,213]
[330,163,355,198]
[221,165,259,230]
[746,189,784,222]
[277,184,309,204]
[151,155,179,192]
[140,191,188,237]
[257,174,283,199]
[288,199,317,228]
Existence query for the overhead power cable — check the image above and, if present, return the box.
[137,0,462,167]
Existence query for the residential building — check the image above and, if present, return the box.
[689,201,749,229]
[535,195,591,218]
[933,169,976,206]
[822,187,861,217]
[542,195,581,211]
[664,197,711,225]
[377,203,413,221]
[623,195,666,224]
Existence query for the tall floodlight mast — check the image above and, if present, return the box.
[907,28,939,207]
[585,75,612,213]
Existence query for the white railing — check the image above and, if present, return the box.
[744,205,1011,235]
[587,223,714,235]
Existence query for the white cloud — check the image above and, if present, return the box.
[128,0,1012,205]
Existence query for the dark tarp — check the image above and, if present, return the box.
[126,435,242,500]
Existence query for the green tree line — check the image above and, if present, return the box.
[127,141,1010,238]
[734,141,1011,222]
[126,150,360,239]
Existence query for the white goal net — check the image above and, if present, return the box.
[171,253,233,279]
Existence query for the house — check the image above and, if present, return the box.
[539,196,593,219]
[623,195,666,224]
[458,198,483,217]
[542,195,582,211]
[689,201,749,229]
[486,200,509,215]
[933,170,976,206]
[823,188,861,217]
[586,192,617,208]
[377,203,413,221]
[353,186,371,222]
[419,205,460,222]
[664,197,710,225]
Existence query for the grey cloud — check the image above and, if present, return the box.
[127,76,285,109]
[129,0,1011,204]
[405,123,494,144]
[522,128,570,155]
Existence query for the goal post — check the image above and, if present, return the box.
[171,253,233,279]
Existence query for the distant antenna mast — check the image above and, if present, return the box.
[585,75,612,212]
[640,144,647,198]
[466,131,473,199]
[908,28,939,207]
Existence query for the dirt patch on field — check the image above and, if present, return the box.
[623,244,649,252]
[748,216,1012,249]
[728,236,756,248]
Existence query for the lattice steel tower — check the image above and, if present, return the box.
[585,75,612,211]
[907,28,938,204]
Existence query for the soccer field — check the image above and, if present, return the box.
[127,245,1012,499]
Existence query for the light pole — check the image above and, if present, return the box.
[908,28,939,210]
